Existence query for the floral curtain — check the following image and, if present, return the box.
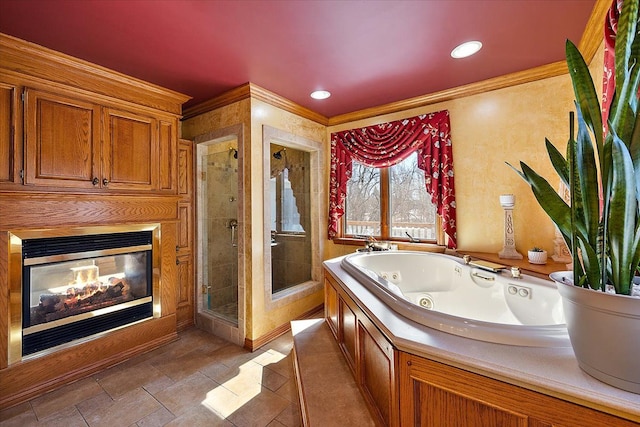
[602,0,623,127]
[329,110,457,248]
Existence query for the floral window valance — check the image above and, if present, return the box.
[329,110,457,248]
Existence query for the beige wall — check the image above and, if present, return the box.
[249,98,326,340]
[326,43,605,260]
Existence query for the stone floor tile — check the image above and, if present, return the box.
[31,377,104,420]
[261,366,289,392]
[153,372,220,417]
[225,387,290,427]
[0,402,34,423]
[274,378,299,403]
[96,362,166,399]
[36,406,88,427]
[135,406,175,427]
[0,404,38,427]
[82,388,161,427]
[163,404,234,427]
[75,391,113,418]
[273,403,302,427]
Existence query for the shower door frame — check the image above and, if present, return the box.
[193,125,245,345]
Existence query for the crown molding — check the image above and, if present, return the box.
[0,33,190,115]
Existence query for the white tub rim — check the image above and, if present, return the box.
[339,251,570,347]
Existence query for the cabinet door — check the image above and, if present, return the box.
[338,297,357,374]
[103,107,156,191]
[177,202,193,252]
[24,89,101,188]
[0,82,18,185]
[177,139,193,199]
[158,119,177,193]
[358,316,395,427]
[176,253,194,331]
[325,278,338,338]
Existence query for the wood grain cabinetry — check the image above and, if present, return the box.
[24,89,101,189]
[0,33,191,409]
[324,270,639,427]
[22,87,177,192]
[0,82,19,185]
[399,353,638,427]
[176,139,194,330]
[102,107,156,191]
[325,273,396,426]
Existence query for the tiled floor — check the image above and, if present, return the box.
[0,328,301,427]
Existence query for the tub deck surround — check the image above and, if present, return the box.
[462,250,570,280]
[323,256,640,424]
[340,251,568,347]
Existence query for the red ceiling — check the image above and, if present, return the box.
[0,0,596,118]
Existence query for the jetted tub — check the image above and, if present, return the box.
[340,251,569,347]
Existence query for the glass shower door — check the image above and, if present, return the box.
[198,142,239,325]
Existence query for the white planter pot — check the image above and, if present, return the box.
[527,250,547,264]
[551,271,640,394]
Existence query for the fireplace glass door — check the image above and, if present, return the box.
[21,231,154,356]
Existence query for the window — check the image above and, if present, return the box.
[344,152,440,242]
[271,168,305,234]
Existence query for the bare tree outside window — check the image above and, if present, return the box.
[389,152,437,240]
[345,163,380,236]
[344,153,437,241]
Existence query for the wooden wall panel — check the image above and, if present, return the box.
[0,315,177,409]
[0,193,178,230]
[0,232,7,370]
[160,222,177,318]
[158,120,175,192]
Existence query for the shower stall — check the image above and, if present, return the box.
[196,138,239,327]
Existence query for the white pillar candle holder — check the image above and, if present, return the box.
[498,194,523,259]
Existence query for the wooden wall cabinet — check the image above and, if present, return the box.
[22,88,177,193]
[176,139,194,330]
[24,88,101,189]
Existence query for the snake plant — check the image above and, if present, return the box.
[508,0,640,295]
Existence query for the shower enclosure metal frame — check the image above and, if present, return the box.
[262,125,324,309]
[193,125,245,345]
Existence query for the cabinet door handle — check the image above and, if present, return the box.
[92,177,99,186]
[102,178,109,187]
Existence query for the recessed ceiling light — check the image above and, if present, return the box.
[310,90,331,100]
[451,41,482,59]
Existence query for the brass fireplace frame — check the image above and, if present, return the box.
[7,223,162,364]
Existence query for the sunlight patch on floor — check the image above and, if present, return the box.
[200,348,287,417]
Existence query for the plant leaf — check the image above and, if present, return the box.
[574,103,600,247]
[519,162,574,244]
[608,136,638,295]
[566,40,603,153]
[545,138,569,187]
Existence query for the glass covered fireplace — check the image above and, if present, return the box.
[9,225,160,360]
